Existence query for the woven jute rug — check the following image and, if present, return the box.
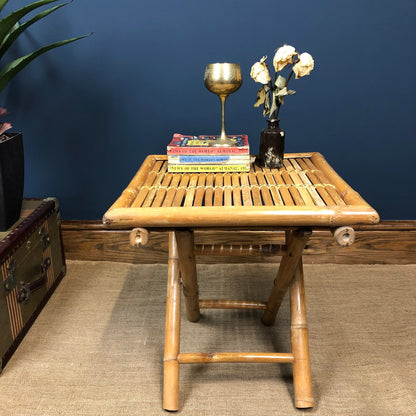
[0,261,415,416]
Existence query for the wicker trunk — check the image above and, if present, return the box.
[0,198,66,372]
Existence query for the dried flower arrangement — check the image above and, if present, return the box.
[250,44,314,120]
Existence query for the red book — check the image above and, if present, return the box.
[167,134,250,155]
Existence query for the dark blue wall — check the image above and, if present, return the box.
[2,0,415,219]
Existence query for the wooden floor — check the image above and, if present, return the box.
[61,220,416,264]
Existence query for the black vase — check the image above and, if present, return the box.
[258,119,285,169]
[0,132,24,231]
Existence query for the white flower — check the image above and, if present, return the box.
[250,56,271,84]
[293,52,314,78]
[273,45,297,72]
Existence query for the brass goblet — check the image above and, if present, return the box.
[204,63,242,147]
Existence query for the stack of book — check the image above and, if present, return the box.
[167,133,251,172]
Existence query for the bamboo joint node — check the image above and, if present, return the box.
[332,226,355,246]
[291,323,308,330]
[129,228,149,247]
[163,357,179,363]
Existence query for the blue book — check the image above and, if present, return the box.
[179,155,231,163]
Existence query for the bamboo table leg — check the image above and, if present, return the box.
[290,259,314,408]
[175,230,200,322]
[162,228,314,411]
[262,229,312,326]
[163,232,181,411]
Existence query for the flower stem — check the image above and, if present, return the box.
[286,68,295,86]
[274,68,295,119]
[274,104,281,120]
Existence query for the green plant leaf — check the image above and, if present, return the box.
[0,0,59,43]
[0,34,91,92]
[0,0,8,15]
[276,87,288,97]
[275,87,296,104]
[0,2,69,59]
[275,75,286,90]
[270,91,278,115]
[273,89,284,105]
[254,86,266,108]
[263,89,271,117]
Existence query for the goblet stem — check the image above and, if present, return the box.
[220,94,227,140]
[214,94,236,147]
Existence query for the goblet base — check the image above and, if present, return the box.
[213,138,237,147]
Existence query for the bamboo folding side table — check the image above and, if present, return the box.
[103,153,379,411]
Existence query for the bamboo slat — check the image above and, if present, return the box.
[131,160,167,208]
[162,174,181,207]
[255,171,274,206]
[283,160,315,206]
[248,172,262,206]
[193,173,206,207]
[142,162,169,207]
[214,173,224,206]
[240,172,253,206]
[271,170,294,206]
[280,170,305,206]
[152,173,172,207]
[172,174,190,207]
[295,158,336,206]
[204,173,215,207]
[231,173,242,206]
[223,173,232,206]
[263,170,284,205]
[184,174,199,207]
[301,157,346,206]
[289,159,326,207]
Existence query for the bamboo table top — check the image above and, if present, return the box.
[103,153,379,229]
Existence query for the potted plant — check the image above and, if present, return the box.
[0,0,90,231]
